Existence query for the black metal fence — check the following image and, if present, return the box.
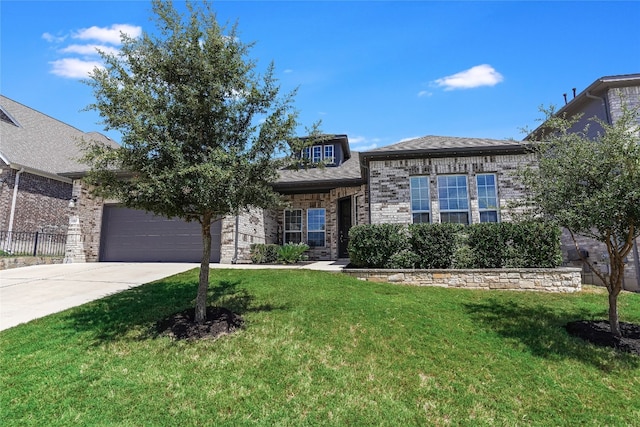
[0,231,67,257]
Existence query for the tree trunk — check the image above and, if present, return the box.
[607,255,625,338]
[608,291,621,338]
[195,213,212,324]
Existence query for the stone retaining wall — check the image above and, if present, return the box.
[343,268,582,293]
[0,256,64,270]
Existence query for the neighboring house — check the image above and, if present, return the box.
[526,73,640,291]
[0,95,116,243]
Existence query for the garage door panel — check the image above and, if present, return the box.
[100,206,221,262]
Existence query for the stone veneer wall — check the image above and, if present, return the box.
[220,207,273,264]
[343,268,582,293]
[269,184,368,260]
[1,256,64,270]
[561,231,639,292]
[65,180,105,262]
[368,153,536,225]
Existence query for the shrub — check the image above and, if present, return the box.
[277,243,310,264]
[250,244,279,264]
[409,223,464,269]
[387,249,420,269]
[466,223,508,268]
[348,224,410,268]
[504,221,563,268]
[347,221,562,269]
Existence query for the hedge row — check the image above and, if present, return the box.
[347,222,563,269]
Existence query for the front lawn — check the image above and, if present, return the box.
[1,269,639,426]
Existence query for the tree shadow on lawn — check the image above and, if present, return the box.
[62,275,286,343]
[463,298,639,370]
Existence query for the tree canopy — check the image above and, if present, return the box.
[82,0,316,323]
[520,98,640,336]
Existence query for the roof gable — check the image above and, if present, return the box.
[0,95,118,178]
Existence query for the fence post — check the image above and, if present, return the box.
[33,231,39,257]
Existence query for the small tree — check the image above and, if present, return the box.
[520,100,640,337]
[82,0,316,324]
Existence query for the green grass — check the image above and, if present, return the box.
[2,269,639,426]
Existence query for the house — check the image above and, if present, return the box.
[526,73,640,291]
[0,95,116,241]
[61,74,639,291]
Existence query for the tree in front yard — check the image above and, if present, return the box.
[82,0,317,324]
[520,100,640,337]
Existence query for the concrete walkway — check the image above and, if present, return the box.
[0,261,347,331]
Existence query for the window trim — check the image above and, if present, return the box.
[476,173,500,223]
[283,209,302,244]
[307,208,326,247]
[410,175,431,224]
[437,175,470,225]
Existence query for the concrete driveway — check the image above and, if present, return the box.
[0,261,346,331]
[0,263,198,331]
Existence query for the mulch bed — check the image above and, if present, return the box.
[156,306,244,341]
[565,320,640,356]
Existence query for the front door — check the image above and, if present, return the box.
[338,197,352,258]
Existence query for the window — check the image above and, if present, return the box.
[307,209,326,247]
[302,147,311,160]
[438,175,469,224]
[324,145,335,164]
[410,176,430,223]
[477,174,499,223]
[312,145,323,163]
[284,209,302,243]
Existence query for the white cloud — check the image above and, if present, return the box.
[432,64,504,90]
[49,58,104,78]
[73,24,142,45]
[349,135,381,151]
[60,44,120,56]
[46,23,141,79]
[283,69,294,74]
[418,90,433,97]
[42,32,66,43]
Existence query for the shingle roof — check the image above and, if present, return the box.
[525,73,640,141]
[362,135,526,160]
[274,151,364,192]
[0,95,118,178]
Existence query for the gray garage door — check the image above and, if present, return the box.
[100,206,221,262]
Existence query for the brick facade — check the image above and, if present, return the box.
[0,165,72,234]
[368,153,536,225]
[266,184,369,260]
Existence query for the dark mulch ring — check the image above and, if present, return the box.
[156,306,244,341]
[565,320,640,356]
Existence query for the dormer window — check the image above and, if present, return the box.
[324,145,334,165]
[301,144,336,165]
[312,145,322,163]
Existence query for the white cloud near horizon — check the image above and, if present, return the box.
[49,58,104,79]
[73,24,142,44]
[60,44,120,56]
[44,23,141,79]
[432,64,504,90]
[349,135,381,151]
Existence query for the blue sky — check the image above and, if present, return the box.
[2,1,639,151]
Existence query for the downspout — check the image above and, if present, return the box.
[231,212,239,264]
[585,91,612,126]
[5,167,24,252]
